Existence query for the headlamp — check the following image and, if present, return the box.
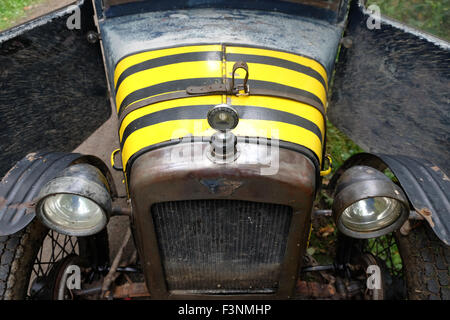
[36,163,111,236]
[332,166,409,239]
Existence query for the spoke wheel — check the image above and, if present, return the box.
[364,232,406,300]
[28,231,79,299]
[365,233,403,278]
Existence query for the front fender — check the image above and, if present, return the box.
[329,153,450,245]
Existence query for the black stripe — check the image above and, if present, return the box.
[246,79,324,107]
[237,105,322,141]
[118,77,223,115]
[120,105,323,148]
[118,78,324,116]
[115,51,222,91]
[226,53,327,90]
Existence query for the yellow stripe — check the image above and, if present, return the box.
[121,119,323,169]
[115,61,222,113]
[226,61,327,106]
[114,45,222,87]
[226,46,328,87]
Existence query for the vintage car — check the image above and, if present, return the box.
[0,0,448,300]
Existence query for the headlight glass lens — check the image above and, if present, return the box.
[41,194,105,231]
[340,197,403,232]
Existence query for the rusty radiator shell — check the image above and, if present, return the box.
[129,141,316,299]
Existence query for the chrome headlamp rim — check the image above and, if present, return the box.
[36,164,112,237]
[332,166,410,239]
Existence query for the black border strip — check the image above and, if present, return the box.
[115,51,222,91]
[226,53,327,89]
[120,104,323,148]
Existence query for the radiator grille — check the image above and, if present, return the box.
[151,199,292,294]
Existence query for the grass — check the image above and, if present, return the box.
[0,0,45,30]
[367,0,450,41]
[325,120,364,174]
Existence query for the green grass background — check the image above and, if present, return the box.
[0,0,44,30]
[368,0,449,40]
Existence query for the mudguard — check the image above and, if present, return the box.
[329,0,450,174]
[0,0,110,177]
[0,152,82,236]
[329,153,450,245]
[0,151,117,236]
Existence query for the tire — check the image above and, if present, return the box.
[0,220,48,300]
[396,223,450,300]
